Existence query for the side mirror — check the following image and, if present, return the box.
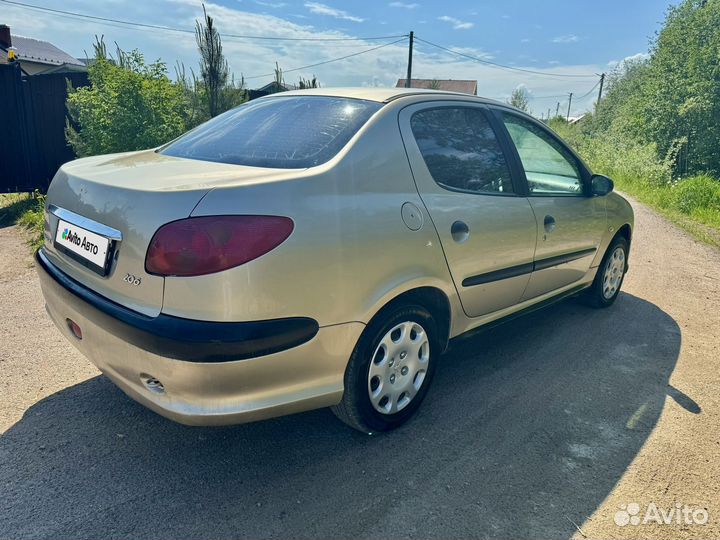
[590,174,614,196]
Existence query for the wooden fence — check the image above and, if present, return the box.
[0,63,88,193]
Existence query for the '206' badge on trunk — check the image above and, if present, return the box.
[124,273,142,286]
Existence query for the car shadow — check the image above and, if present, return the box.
[1,292,686,539]
[0,195,38,229]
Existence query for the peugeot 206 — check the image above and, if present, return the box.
[36,88,633,433]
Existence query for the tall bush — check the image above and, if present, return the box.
[589,0,720,177]
[66,39,186,157]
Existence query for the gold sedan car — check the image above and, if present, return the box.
[36,88,633,433]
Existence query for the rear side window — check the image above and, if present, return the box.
[410,107,514,194]
[161,96,382,169]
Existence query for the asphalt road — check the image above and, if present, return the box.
[1,196,719,539]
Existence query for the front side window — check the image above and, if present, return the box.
[502,113,583,195]
[410,107,514,194]
[161,96,382,169]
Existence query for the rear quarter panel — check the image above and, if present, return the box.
[160,102,459,327]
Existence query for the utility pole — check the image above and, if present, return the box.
[547,108,551,121]
[405,31,414,88]
[555,102,560,118]
[596,72,605,107]
[566,92,573,122]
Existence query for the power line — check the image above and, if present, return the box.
[527,94,570,100]
[576,79,601,99]
[0,0,408,42]
[527,83,599,101]
[244,37,407,80]
[414,36,597,80]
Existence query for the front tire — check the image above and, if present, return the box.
[331,304,439,433]
[583,236,628,308]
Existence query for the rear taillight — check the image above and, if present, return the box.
[145,215,294,277]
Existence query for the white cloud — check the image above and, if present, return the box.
[389,1,419,8]
[607,52,649,70]
[253,0,287,7]
[552,34,579,44]
[446,45,494,60]
[623,52,649,63]
[304,2,364,22]
[548,60,560,65]
[1,0,608,117]
[438,15,474,30]
[520,38,530,43]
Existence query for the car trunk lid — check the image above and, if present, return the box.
[42,150,276,317]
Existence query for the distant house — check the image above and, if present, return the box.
[395,78,478,96]
[248,81,300,101]
[0,24,85,75]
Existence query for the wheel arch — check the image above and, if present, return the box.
[616,222,632,241]
[367,286,452,353]
[614,223,632,267]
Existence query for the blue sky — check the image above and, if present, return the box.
[3,0,673,115]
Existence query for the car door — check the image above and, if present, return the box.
[399,102,537,318]
[495,109,607,300]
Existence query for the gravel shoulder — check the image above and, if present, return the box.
[1,196,719,539]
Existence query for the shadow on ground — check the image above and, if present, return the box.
[0,293,686,539]
[0,194,37,229]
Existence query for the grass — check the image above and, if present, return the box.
[612,175,720,247]
[0,192,46,250]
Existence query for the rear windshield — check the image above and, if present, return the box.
[161,96,383,169]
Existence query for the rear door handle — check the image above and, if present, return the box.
[544,215,556,233]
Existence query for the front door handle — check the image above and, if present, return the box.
[544,215,556,233]
[451,220,470,243]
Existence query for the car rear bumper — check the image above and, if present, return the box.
[36,249,363,426]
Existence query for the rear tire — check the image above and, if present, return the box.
[331,304,439,433]
[583,236,628,308]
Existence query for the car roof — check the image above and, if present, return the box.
[266,86,505,105]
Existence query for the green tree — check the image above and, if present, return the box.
[298,75,319,89]
[587,58,651,137]
[65,38,186,157]
[592,0,720,176]
[175,61,209,128]
[196,4,229,117]
[644,0,720,176]
[507,86,530,112]
[193,5,247,117]
[274,61,284,88]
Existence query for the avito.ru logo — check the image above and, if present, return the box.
[614,502,709,527]
[61,228,100,256]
